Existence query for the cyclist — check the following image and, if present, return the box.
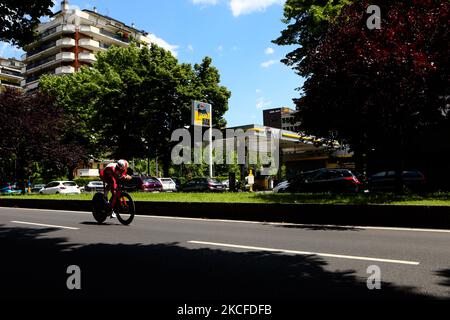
[100,159,132,218]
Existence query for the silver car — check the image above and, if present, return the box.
[157,178,177,192]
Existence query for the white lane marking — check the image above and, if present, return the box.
[11,221,79,230]
[0,207,91,214]
[2,207,450,234]
[188,241,420,266]
[136,215,450,234]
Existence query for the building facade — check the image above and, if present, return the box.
[0,57,24,91]
[263,107,301,132]
[22,0,155,90]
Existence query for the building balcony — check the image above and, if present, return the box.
[80,25,131,46]
[78,38,100,51]
[56,52,76,62]
[25,52,75,74]
[55,66,75,74]
[78,52,96,63]
[79,25,100,37]
[0,68,23,81]
[39,24,76,43]
[24,24,76,54]
[24,80,40,90]
[25,38,76,61]
[0,82,22,89]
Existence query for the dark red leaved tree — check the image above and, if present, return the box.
[297,0,449,188]
[0,88,85,190]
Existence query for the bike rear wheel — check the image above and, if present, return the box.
[114,192,135,225]
[92,192,110,224]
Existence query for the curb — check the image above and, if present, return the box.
[0,198,449,229]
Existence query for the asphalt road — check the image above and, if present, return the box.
[0,206,449,304]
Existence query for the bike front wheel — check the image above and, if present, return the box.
[115,192,135,225]
[92,192,110,224]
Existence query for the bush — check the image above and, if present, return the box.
[74,177,101,187]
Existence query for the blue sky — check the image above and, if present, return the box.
[0,0,304,127]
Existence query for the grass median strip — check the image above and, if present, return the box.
[1,192,450,206]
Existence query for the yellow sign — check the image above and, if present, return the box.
[192,101,212,127]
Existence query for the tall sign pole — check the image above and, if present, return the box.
[208,108,213,178]
[192,101,213,177]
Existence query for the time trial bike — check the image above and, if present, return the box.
[91,182,135,225]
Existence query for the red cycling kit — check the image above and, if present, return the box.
[100,163,127,191]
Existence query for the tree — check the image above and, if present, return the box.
[0,0,53,47]
[277,0,449,187]
[0,88,84,190]
[40,43,231,177]
[273,0,351,77]
[40,68,103,158]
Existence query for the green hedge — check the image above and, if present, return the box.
[74,177,101,187]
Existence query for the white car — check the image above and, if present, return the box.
[273,180,290,193]
[157,178,177,192]
[39,181,81,195]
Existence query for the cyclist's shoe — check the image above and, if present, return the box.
[110,211,117,219]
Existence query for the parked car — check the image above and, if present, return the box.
[157,178,177,192]
[0,183,22,194]
[31,184,46,193]
[120,176,145,192]
[142,177,163,192]
[84,181,104,193]
[181,178,225,192]
[368,170,426,193]
[39,181,81,195]
[273,180,290,193]
[172,178,182,191]
[221,179,239,190]
[284,168,362,193]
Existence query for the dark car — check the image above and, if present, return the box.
[142,177,163,192]
[172,178,182,191]
[368,170,426,193]
[285,168,362,193]
[181,178,225,192]
[121,176,145,192]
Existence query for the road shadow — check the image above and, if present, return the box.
[436,269,450,287]
[0,224,447,304]
[267,223,363,231]
[80,221,115,226]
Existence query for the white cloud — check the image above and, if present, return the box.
[261,59,278,68]
[230,0,285,17]
[187,44,194,52]
[256,97,272,109]
[264,47,274,55]
[192,0,219,6]
[147,34,179,57]
[256,89,262,94]
[0,42,24,59]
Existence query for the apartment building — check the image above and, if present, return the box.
[263,107,301,132]
[22,0,154,90]
[0,57,24,91]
